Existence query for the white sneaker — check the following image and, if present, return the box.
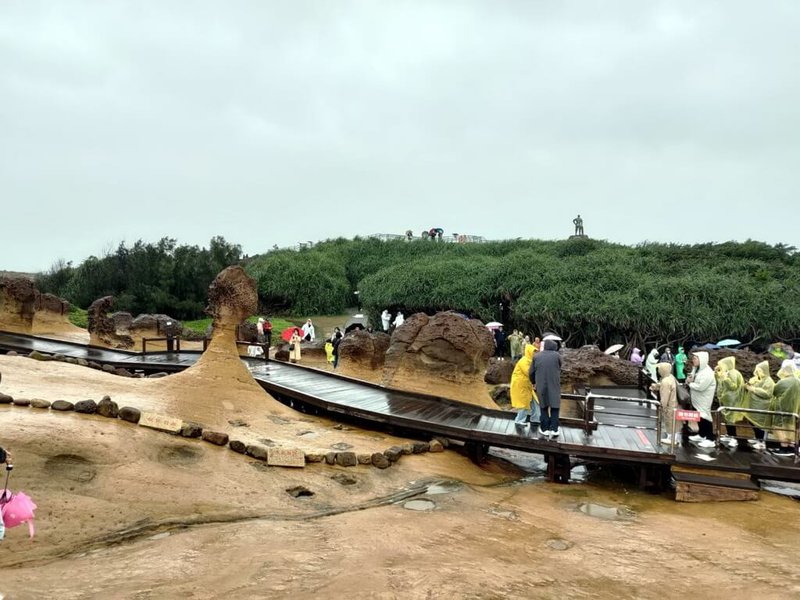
[752,441,766,451]
[660,436,673,444]
[747,439,759,446]
[689,434,704,442]
[538,427,548,437]
[696,438,716,448]
[724,438,738,449]
[719,435,731,443]
[550,428,561,437]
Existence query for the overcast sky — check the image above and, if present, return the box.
[2,1,799,272]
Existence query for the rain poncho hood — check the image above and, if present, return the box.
[688,351,716,421]
[510,344,538,409]
[743,361,775,428]
[714,356,745,424]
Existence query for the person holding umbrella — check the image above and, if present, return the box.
[289,328,302,364]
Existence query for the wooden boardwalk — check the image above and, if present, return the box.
[2,331,799,485]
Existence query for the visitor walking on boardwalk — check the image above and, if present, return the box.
[289,328,302,363]
[381,309,391,332]
[674,346,688,382]
[301,319,315,342]
[686,351,716,447]
[715,357,745,449]
[659,347,675,370]
[494,326,507,359]
[529,339,562,437]
[645,348,659,381]
[256,318,266,344]
[331,328,343,369]
[770,361,800,454]
[508,329,523,361]
[742,361,775,451]
[651,363,678,444]
[511,343,540,427]
[630,347,643,366]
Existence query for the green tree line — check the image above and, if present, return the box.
[40,235,800,349]
[246,237,800,349]
[38,236,242,320]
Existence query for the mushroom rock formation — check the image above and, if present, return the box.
[381,311,498,409]
[88,296,134,349]
[0,276,39,333]
[338,330,390,381]
[560,346,640,388]
[165,265,262,395]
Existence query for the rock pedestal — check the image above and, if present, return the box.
[382,312,498,408]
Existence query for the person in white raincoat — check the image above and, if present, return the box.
[301,319,315,342]
[645,349,660,382]
[392,312,405,329]
[381,310,391,331]
[687,351,717,447]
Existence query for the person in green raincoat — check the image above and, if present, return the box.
[742,361,775,450]
[714,356,745,449]
[769,361,800,452]
[674,347,688,382]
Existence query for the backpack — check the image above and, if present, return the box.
[0,489,37,539]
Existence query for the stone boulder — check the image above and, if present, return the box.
[0,276,39,332]
[484,358,514,384]
[88,296,134,349]
[381,311,498,408]
[337,331,390,378]
[561,346,640,388]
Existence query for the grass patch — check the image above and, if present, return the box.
[68,305,88,329]
[182,316,299,335]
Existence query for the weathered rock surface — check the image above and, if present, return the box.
[30,398,51,409]
[0,276,38,332]
[180,422,203,438]
[88,296,134,349]
[96,396,119,418]
[229,440,247,454]
[484,358,514,385]
[338,330,391,373]
[382,311,498,408]
[371,452,390,469]
[51,400,74,411]
[335,451,358,467]
[0,392,11,404]
[12,397,31,407]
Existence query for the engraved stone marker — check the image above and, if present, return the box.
[267,447,306,468]
[138,412,184,434]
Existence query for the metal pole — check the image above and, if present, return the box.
[670,408,677,454]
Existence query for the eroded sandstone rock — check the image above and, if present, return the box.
[382,312,497,408]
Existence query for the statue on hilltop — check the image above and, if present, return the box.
[572,214,585,237]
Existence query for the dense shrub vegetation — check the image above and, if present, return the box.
[246,238,800,349]
[38,237,242,320]
[40,235,800,349]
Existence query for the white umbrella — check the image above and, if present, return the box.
[717,339,741,347]
[485,321,503,329]
[604,343,624,355]
[542,334,562,342]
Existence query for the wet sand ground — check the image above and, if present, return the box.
[1,355,799,599]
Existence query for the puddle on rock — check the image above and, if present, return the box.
[578,503,636,521]
[425,481,463,495]
[760,480,800,500]
[403,499,436,512]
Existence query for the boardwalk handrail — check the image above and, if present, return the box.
[587,393,663,441]
[713,406,800,456]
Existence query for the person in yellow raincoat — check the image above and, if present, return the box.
[324,340,335,368]
[511,343,539,427]
[742,361,774,450]
[715,356,745,449]
[769,361,800,453]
